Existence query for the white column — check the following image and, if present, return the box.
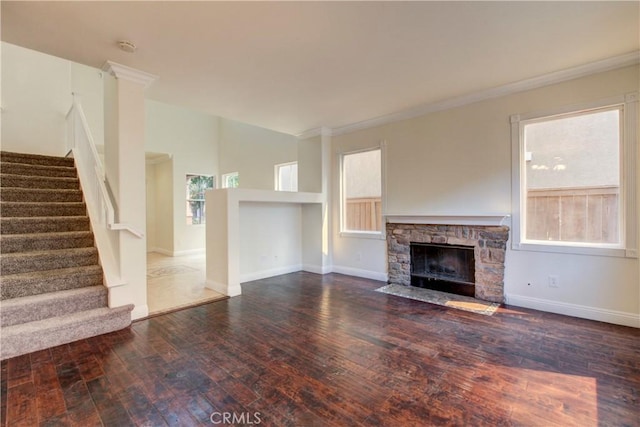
[320,128,333,271]
[298,128,333,274]
[102,61,157,319]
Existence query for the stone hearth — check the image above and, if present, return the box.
[387,223,509,303]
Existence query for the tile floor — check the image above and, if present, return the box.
[146,252,226,316]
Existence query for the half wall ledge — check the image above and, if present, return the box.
[205,188,325,297]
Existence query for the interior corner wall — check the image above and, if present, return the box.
[297,135,323,193]
[1,42,104,155]
[331,65,640,325]
[218,118,298,190]
[145,100,219,255]
[298,135,325,270]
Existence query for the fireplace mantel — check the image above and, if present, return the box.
[385,215,511,227]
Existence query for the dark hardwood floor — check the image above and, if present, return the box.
[1,272,639,426]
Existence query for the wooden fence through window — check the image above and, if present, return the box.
[345,197,382,232]
[526,186,619,243]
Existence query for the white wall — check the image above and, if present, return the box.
[145,100,219,255]
[71,62,104,146]
[297,135,331,273]
[1,42,103,155]
[153,159,174,253]
[219,118,298,190]
[239,202,303,281]
[145,164,158,251]
[297,135,322,193]
[331,65,640,325]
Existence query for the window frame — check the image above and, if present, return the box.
[185,173,215,226]
[510,92,638,258]
[221,172,239,189]
[339,146,385,238]
[274,161,298,192]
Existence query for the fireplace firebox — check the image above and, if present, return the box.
[410,242,475,297]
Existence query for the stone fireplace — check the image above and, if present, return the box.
[387,221,509,303]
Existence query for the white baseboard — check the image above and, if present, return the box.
[173,248,206,257]
[505,294,640,328]
[332,265,388,282]
[240,265,303,283]
[302,264,332,275]
[130,304,149,321]
[148,247,173,256]
[148,248,205,257]
[205,279,242,297]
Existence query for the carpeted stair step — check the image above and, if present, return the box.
[0,161,77,178]
[0,187,83,203]
[0,247,98,275]
[0,286,107,327]
[0,173,79,190]
[0,201,86,217]
[0,151,75,168]
[0,150,134,362]
[0,231,94,253]
[0,265,103,300]
[0,304,133,360]
[0,216,90,234]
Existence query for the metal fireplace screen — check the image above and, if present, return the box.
[410,242,475,297]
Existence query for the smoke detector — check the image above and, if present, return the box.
[117,40,137,53]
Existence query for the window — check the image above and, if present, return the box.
[341,148,382,233]
[186,174,214,225]
[511,93,637,256]
[275,162,298,192]
[222,172,239,188]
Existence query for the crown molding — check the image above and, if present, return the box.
[296,126,333,140]
[331,51,640,137]
[102,61,158,88]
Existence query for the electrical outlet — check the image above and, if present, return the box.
[548,275,559,288]
[356,252,362,262]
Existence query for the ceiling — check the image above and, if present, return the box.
[2,1,638,136]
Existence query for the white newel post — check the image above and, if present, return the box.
[102,61,158,320]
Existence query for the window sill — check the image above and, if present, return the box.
[512,241,636,258]
[340,231,385,240]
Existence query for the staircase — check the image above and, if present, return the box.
[0,151,133,360]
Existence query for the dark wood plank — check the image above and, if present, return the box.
[0,361,7,427]
[5,381,37,427]
[6,355,31,388]
[2,272,639,426]
[55,361,102,426]
[86,377,135,426]
[118,385,168,427]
